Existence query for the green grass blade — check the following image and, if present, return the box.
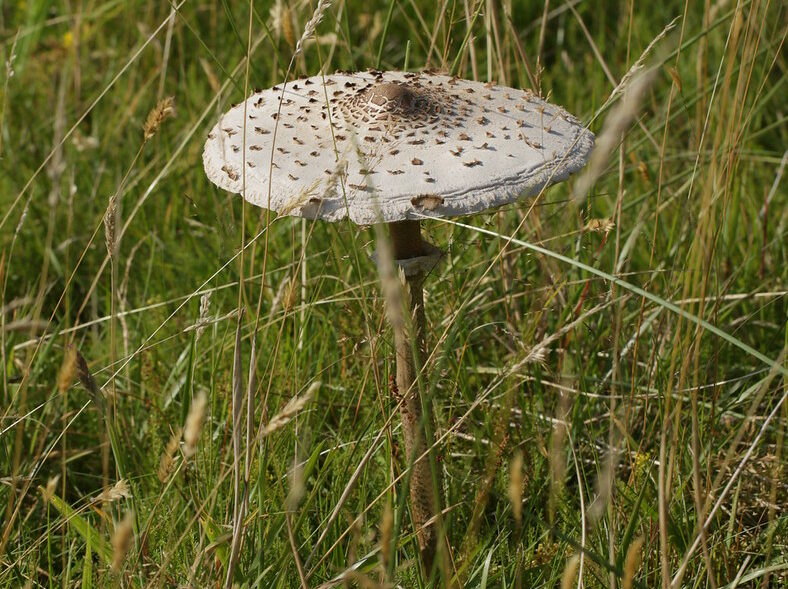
[82,530,92,589]
[375,0,397,69]
[479,546,494,589]
[47,494,113,566]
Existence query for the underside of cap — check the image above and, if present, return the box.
[202,70,594,225]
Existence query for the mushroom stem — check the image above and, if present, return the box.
[387,220,442,573]
[388,220,428,259]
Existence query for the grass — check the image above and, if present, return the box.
[1,0,786,587]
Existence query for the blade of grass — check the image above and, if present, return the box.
[375,0,396,69]
[47,494,112,566]
[82,529,92,589]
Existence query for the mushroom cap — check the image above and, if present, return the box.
[203,70,594,225]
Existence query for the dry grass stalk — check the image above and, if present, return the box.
[158,427,182,482]
[398,267,412,318]
[261,381,319,437]
[573,69,657,204]
[666,66,682,92]
[143,96,175,141]
[226,311,250,589]
[606,16,680,107]
[183,392,207,459]
[13,200,29,238]
[380,263,413,338]
[198,57,219,93]
[269,0,284,34]
[57,346,77,394]
[508,451,524,526]
[111,510,134,572]
[548,397,572,526]
[623,537,644,589]
[92,479,131,504]
[343,514,362,589]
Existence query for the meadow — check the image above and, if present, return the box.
[1,0,786,587]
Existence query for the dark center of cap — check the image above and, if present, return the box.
[337,77,455,129]
[367,82,417,113]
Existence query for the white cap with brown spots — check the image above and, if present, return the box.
[203,69,594,225]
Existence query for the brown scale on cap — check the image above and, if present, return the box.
[411,194,444,209]
[221,165,238,181]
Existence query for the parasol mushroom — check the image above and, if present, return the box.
[203,69,594,571]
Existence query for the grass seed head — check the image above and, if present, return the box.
[183,392,207,459]
[286,453,305,511]
[271,274,298,317]
[585,218,615,234]
[623,537,644,589]
[57,346,77,394]
[293,0,332,58]
[143,96,176,141]
[508,451,524,526]
[282,4,295,49]
[93,479,132,504]
[111,510,134,573]
[560,553,580,589]
[282,275,299,313]
[262,381,318,437]
[40,475,61,503]
[196,292,211,340]
[75,348,106,412]
[380,502,393,573]
[158,427,183,482]
[104,194,118,259]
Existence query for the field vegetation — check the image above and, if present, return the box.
[0,0,786,587]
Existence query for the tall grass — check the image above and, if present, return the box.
[1,1,786,587]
